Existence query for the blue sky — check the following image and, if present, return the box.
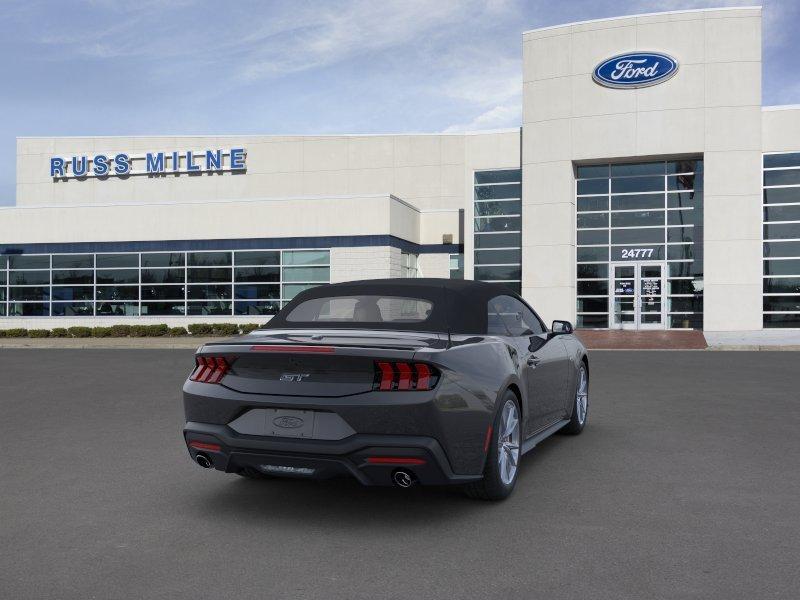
[1,0,798,206]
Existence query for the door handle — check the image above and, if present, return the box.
[527,355,541,367]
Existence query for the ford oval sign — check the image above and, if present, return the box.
[593,52,678,89]
[273,416,304,429]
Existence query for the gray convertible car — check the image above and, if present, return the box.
[183,279,589,500]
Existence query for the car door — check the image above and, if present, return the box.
[490,295,569,435]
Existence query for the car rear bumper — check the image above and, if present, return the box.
[184,422,482,486]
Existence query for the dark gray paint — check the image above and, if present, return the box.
[187,327,585,477]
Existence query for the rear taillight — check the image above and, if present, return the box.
[374,362,439,391]
[189,356,233,384]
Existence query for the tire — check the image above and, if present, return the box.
[463,391,522,501]
[561,361,588,435]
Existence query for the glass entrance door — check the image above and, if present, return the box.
[610,262,666,330]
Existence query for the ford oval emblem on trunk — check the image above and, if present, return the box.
[593,52,678,89]
[273,416,304,429]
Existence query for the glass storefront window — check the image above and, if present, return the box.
[0,249,331,318]
[577,159,704,329]
[763,153,800,328]
[474,169,522,289]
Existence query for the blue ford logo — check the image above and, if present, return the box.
[593,52,678,89]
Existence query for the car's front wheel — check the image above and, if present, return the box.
[464,391,521,501]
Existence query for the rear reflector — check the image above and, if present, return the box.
[374,362,440,391]
[189,356,233,384]
[188,440,222,452]
[366,456,427,465]
[251,345,335,353]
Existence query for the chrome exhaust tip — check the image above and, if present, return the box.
[392,469,416,488]
[195,453,213,469]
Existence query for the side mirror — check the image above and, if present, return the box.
[551,320,574,335]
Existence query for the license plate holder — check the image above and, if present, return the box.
[264,408,314,438]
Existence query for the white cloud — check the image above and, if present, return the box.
[443,103,521,132]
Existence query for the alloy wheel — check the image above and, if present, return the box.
[497,399,520,485]
[576,365,588,425]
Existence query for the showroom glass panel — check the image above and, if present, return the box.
[474,169,522,288]
[763,153,800,328]
[282,266,329,283]
[187,285,233,300]
[52,254,94,269]
[141,268,185,284]
[764,223,800,240]
[96,254,137,268]
[141,285,186,301]
[577,212,608,229]
[96,286,139,301]
[234,284,280,300]
[763,188,800,204]
[576,159,703,329]
[474,265,521,282]
[577,264,608,279]
[763,314,800,327]
[474,249,521,265]
[141,253,185,268]
[234,251,280,266]
[96,269,138,284]
[577,196,608,212]
[473,232,521,249]
[235,267,280,282]
[611,194,664,211]
[235,301,281,316]
[187,251,231,266]
[764,258,800,276]
[187,268,230,283]
[474,170,521,184]
[764,205,800,222]
[474,184,521,200]
[763,169,800,187]
[9,270,50,285]
[9,255,49,269]
[577,230,608,245]
[52,286,94,301]
[474,200,521,217]
[52,302,93,316]
[668,209,699,226]
[8,302,48,316]
[96,303,138,316]
[282,250,329,266]
[187,302,233,316]
[141,302,185,316]
[10,287,49,301]
[52,270,93,284]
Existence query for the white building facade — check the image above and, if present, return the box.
[2,6,799,332]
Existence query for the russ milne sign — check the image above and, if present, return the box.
[593,52,678,89]
[50,148,246,179]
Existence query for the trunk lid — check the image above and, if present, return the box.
[202,329,445,397]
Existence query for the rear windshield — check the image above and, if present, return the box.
[285,295,433,324]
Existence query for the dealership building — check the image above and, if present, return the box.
[2,6,799,333]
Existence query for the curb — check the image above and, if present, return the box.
[0,337,227,349]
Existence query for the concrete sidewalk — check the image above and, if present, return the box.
[705,329,800,351]
[0,337,224,349]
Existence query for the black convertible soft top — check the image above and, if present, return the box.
[265,278,523,335]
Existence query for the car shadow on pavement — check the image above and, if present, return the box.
[183,435,568,530]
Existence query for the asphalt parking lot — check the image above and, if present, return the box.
[1,349,798,600]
